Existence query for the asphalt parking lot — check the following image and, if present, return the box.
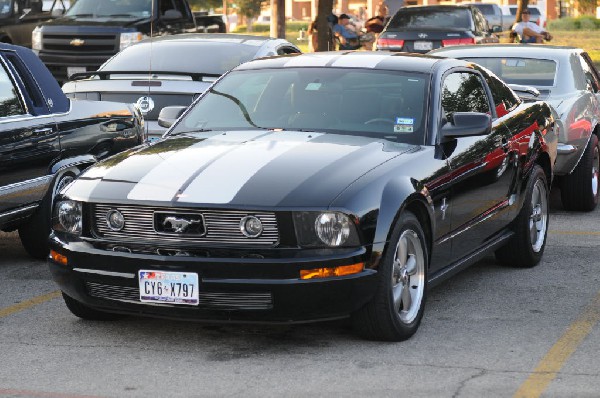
[0,189,598,398]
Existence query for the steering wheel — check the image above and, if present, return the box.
[364,118,395,125]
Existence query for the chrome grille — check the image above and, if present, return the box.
[92,204,279,246]
[86,282,273,310]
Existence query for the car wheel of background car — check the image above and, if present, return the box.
[352,211,427,341]
[495,165,549,268]
[62,293,121,321]
[18,170,79,259]
[560,134,599,212]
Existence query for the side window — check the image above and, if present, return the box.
[580,53,600,93]
[442,72,490,123]
[0,60,26,118]
[481,70,521,117]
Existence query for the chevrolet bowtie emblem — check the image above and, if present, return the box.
[70,38,85,46]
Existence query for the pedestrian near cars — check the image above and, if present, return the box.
[333,13,360,50]
[512,9,552,43]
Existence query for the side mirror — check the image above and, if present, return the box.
[491,25,503,33]
[158,106,187,128]
[162,9,183,20]
[441,112,492,139]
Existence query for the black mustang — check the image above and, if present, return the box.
[49,52,557,341]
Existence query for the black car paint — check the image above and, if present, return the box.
[0,43,144,232]
[48,53,556,323]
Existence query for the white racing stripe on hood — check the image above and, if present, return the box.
[127,131,267,201]
[181,131,323,203]
[331,55,389,68]
[283,54,335,67]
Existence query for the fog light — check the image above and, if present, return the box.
[50,250,68,266]
[240,215,263,238]
[300,263,364,279]
[106,209,125,231]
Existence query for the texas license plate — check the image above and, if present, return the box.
[414,41,433,51]
[138,270,199,305]
[67,66,86,77]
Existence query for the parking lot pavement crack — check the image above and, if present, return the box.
[452,369,487,398]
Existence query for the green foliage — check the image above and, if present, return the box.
[234,21,309,32]
[188,0,222,11]
[548,16,600,30]
[237,0,263,19]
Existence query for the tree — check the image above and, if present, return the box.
[238,0,263,31]
[188,0,222,11]
[316,0,335,51]
[514,0,530,25]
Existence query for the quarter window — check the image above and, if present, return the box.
[0,61,25,118]
[579,53,600,93]
[441,72,490,123]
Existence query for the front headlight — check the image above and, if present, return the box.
[32,27,42,51]
[120,32,142,51]
[294,211,360,247]
[53,200,82,235]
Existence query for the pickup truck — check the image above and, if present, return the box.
[0,0,69,47]
[0,43,145,259]
[32,0,202,83]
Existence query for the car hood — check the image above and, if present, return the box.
[67,130,416,208]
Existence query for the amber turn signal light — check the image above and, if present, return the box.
[50,250,68,266]
[300,263,364,279]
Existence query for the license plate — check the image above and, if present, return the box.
[414,41,433,51]
[139,270,199,305]
[67,66,86,78]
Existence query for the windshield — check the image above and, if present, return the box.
[388,8,472,30]
[463,57,556,86]
[102,41,262,76]
[169,68,429,144]
[66,0,151,17]
[509,7,541,16]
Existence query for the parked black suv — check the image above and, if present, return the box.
[0,43,144,259]
[376,5,499,53]
[32,0,200,83]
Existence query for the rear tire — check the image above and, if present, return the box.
[352,211,428,341]
[495,165,549,267]
[62,293,120,321]
[561,134,599,212]
[18,170,77,259]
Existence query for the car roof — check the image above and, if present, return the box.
[431,44,581,60]
[234,51,465,74]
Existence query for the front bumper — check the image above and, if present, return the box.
[48,234,379,323]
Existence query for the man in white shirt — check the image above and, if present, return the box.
[512,9,552,43]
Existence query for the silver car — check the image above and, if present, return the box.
[62,34,301,140]
[431,45,600,211]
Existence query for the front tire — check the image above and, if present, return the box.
[62,293,120,321]
[561,134,599,211]
[18,171,77,259]
[352,211,428,341]
[495,165,549,267]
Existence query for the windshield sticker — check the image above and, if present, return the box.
[394,124,413,133]
[396,117,414,125]
[305,82,322,91]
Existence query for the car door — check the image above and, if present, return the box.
[0,50,59,214]
[439,70,517,260]
[579,52,600,116]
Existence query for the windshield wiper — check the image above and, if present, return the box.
[67,13,95,17]
[99,13,137,17]
[167,129,213,136]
